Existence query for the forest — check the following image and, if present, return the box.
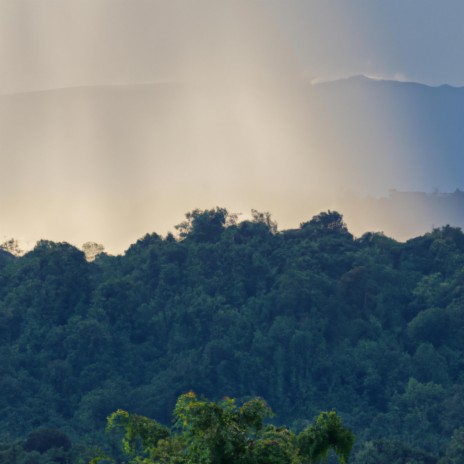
[0,208,463,463]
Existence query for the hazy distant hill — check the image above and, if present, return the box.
[3,76,463,191]
[309,76,464,192]
[343,189,464,240]
[309,76,464,237]
[1,76,463,249]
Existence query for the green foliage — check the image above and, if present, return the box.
[253,425,298,464]
[300,211,351,238]
[24,429,71,454]
[0,210,463,462]
[96,393,353,464]
[172,391,271,464]
[298,412,355,464]
[250,209,278,234]
[354,439,437,464]
[408,307,450,347]
[175,208,237,242]
[107,409,169,457]
[439,427,464,464]
[0,434,82,464]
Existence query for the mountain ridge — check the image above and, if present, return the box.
[3,73,464,98]
[1,74,463,251]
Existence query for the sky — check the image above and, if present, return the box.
[266,0,464,87]
[1,0,463,253]
[3,0,464,94]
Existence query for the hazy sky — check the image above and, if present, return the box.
[0,1,463,252]
[266,0,464,86]
[2,0,464,94]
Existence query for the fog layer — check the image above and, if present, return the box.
[0,1,460,251]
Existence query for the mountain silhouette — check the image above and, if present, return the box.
[1,76,462,249]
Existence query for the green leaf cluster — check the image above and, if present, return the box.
[94,392,354,464]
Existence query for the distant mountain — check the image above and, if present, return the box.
[308,75,464,193]
[306,76,464,237]
[1,76,463,249]
[342,189,464,240]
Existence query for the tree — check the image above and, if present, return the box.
[300,211,350,237]
[250,209,278,234]
[175,208,237,242]
[297,411,355,464]
[354,439,437,464]
[0,238,23,256]
[439,427,464,464]
[82,242,105,262]
[24,428,72,454]
[92,392,354,464]
[173,391,273,464]
[107,409,170,458]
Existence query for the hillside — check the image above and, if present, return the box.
[0,209,463,463]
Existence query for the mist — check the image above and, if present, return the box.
[0,0,461,252]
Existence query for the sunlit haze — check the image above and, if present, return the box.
[1,0,463,253]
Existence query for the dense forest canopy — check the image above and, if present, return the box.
[0,208,464,463]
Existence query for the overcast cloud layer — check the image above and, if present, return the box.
[2,0,464,94]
